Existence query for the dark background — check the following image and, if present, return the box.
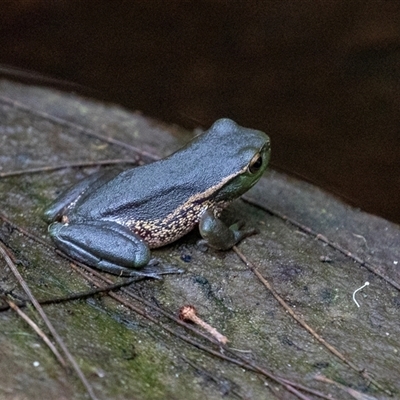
[1,1,399,223]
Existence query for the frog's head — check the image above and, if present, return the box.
[181,118,271,202]
[211,119,271,201]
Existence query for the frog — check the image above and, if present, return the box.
[44,118,271,278]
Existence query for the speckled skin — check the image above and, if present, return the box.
[44,118,270,276]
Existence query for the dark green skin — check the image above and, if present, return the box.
[44,119,271,277]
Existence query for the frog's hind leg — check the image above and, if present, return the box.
[48,220,180,278]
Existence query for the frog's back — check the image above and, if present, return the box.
[67,160,220,246]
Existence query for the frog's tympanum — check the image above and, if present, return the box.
[44,119,271,277]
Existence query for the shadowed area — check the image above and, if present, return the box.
[0,1,399,223]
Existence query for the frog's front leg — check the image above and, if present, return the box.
[48,220,172,278]
[198,209,256,250]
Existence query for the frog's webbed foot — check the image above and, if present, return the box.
[95,259,183,279]
[136,259,184,279]
[48,220,182,278]
[199,209,257,250]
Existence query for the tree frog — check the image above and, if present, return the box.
[44,119,271,277]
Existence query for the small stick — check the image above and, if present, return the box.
[315,374,378,400]
[0,278,141,312]
[179,305,228,345]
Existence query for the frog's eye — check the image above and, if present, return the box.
[248,152,263,174]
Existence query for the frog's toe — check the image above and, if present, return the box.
[135,262,184,278]
[96,259,183,278]
[139,258,184,277]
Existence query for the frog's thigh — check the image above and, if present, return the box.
[49,220,151,271]
[43,170,119,223]
[199,209,241,250]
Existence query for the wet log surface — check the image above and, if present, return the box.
[0,80,399,400]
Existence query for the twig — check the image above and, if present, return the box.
[0,242,99,400]
[278,378,337,400]
[5,296,66,367]
[179,305,228,344]
[180,355,245,400]
[0,159,137,178]
[232,245,391,396]
[0,278,141,312]
[315,374,379,400]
